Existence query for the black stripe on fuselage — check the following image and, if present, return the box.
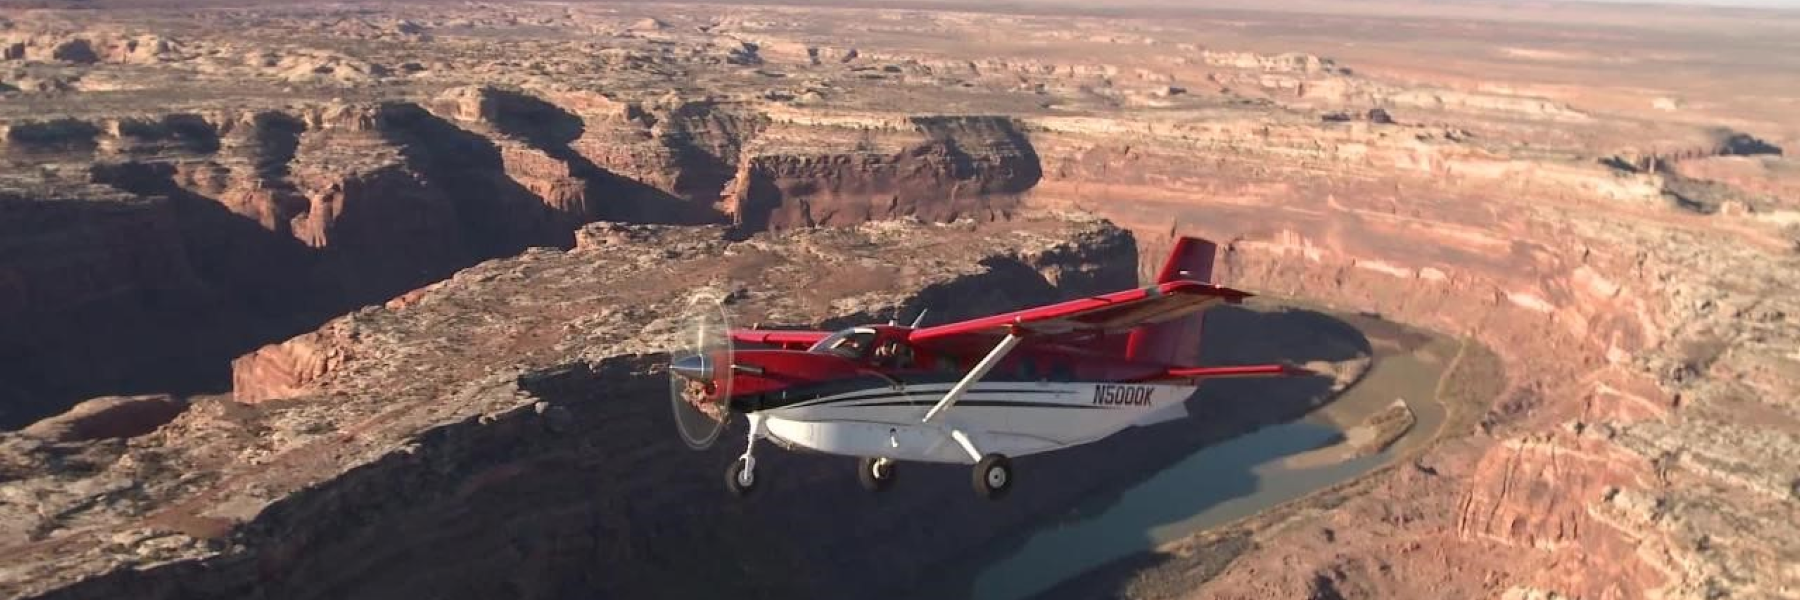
[736,374,1071,412]
[851,400,1109,410]
[792,387,1063,409]
[792,392,1083,409]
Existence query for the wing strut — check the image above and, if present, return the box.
[922,329,1025,423]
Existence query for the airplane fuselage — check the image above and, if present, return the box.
[711,329,1200,465]
[757,379,1195,463]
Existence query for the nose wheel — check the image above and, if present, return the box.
[726,455,757,497]
[857,457,897,492]
[972,453,1013,500]
[725,413,766,497]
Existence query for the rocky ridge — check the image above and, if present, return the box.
[0,214,1145,599]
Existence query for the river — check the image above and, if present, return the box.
[968,315,1458,600]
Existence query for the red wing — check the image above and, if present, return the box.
[731,330,829,350]
[906,281,1251,349]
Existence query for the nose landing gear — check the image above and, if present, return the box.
[726,455,756,497]
[726,413,765,497]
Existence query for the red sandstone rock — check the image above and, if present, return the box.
[721,116,1039,230]
[231,325,355,404]
[1456,432,1668,598]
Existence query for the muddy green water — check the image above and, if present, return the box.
[969,321,1458,600]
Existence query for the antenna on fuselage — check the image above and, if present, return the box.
[909,308,929,328]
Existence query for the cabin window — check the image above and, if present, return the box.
[1018,357,1038,381]
[1049,362,1074,382]
[808,328,877,359]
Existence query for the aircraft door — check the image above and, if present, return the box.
[870,334,918,372]
[872,332,936,417]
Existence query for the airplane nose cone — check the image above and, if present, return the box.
[671,354,712,382]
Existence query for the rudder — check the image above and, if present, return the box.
[1153,236,1217,285]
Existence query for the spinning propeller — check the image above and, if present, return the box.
[667,290,735,450]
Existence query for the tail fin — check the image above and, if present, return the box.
[1126,237,1217,365]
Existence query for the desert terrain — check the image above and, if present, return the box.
[0,0,1796,599]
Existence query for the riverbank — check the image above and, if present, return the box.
[1032,325,1506,600]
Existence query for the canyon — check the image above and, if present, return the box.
[2,1,1798,599]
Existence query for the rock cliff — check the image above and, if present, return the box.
[0,99,598,427]
[0,90,1057,429]
[722,114,1040,230]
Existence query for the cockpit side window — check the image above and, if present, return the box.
[808,328,877,359]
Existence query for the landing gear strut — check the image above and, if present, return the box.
[726,414,765,497]
[857,457,896,492]
[972,453,1013,500]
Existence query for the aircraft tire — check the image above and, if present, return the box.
[972,453,1013,500]
[857,457,896,492]
[726,456,757,497]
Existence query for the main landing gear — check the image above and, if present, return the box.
[950,429,1013,500]
[851,453,1014,500]
[857,456,897,492]
[972,453,1014,500]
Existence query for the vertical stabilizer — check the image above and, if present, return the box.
[1126,237,1217,365]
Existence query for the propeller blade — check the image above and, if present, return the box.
[667,290,734,451]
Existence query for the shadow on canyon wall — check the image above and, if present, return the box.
[2,98,1053,430]
[472,89,727,226]
[0,101,732,430]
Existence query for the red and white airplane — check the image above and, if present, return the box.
[667,237,1306,499]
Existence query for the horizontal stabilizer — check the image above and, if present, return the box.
[1163,364,1311,379]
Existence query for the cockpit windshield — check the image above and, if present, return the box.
[808,327,877,359]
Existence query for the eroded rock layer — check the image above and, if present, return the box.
[2,3,1799,599]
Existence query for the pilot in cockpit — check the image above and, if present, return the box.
[873,341,915,369]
